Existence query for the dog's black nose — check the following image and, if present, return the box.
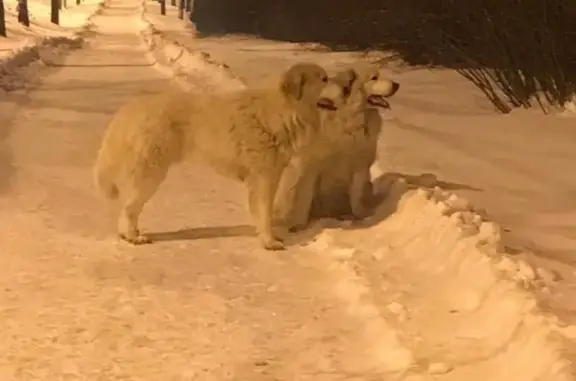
[317,98,337,110]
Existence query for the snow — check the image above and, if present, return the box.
[144,0,576,322]
[0,0,574,379]
[0,0,102,63]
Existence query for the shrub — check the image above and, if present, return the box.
[191,0,576,113]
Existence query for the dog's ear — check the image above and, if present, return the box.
[281,67,306,100]
[343,68,358,94]
[343,68,358,86]
[333,68,358,96]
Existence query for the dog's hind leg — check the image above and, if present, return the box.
[117,164,170,245]
[248,170,285,251]
[118,192,152,245]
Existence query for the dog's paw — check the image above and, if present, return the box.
[272,225,290,239]
[351,205,373,221]
[351,212,369,221]
[288,223,308,233]
[119,233,152,245]
[336,213,358,222]
[262,237,285,251]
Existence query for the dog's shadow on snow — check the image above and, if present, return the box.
[287,172,482,246]
[363,171,482,228]
[148,225,257,242]
[146,172,481,246]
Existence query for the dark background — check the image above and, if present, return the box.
[191,0,576,113]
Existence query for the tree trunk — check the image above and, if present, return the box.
[178,0,184,19]
[17,0,30,27]
[76,0,80,6]
[185,0,191,14]
[160,0,166,15]
[51,0,59,24]
[0,0,6,37]
[170,0,175,6]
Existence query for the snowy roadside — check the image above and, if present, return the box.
[138,4,426,377]
[139,0,244,93]
[141,3,576,379]
[0,0,104,87]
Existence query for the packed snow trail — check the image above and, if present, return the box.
[0,0,426,379]
[0,0,573,379]
[148,3,576,334]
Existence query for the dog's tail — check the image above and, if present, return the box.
[94,151,119,200]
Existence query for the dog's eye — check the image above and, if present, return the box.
[343,86,351,96]
[371,75,379,81]
[321,76,328,83]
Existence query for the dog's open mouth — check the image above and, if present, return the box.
[317,98,338,111]
[367,95,390,109]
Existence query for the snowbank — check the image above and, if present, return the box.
[140,2,574,378]
[139,0,244,93]
[0,0,105,86]
[306,177,574,379]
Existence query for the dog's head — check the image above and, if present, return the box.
[316,68,358,111]
[356,64,400,110]
[316,64,400,111]
[280,62,329,105]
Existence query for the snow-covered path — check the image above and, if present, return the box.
[0,0,573,379]
[145,5,576,326]
[0,0,429,379]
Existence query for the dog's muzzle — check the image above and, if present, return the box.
[317,98,338,111]
[367,95,391,109]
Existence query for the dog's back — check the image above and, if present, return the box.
[94,80,321,201]
[94,91,189,199]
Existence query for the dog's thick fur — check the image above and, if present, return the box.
[274,63,400,231]
[94,63,336,250]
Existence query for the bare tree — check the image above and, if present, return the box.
[17,0,30,27]
[178,0,184,19]
[51,0,59,24]
[0,0,6,37]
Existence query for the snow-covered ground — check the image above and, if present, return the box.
[143,0,576,323]
[0,0,574,379]
[0,0,102,59]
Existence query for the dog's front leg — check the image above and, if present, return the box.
[275,155,317,232]
[287,160,319,232]
[349,168,372,220]
[273,157,302,228]
[248,170,285,250]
